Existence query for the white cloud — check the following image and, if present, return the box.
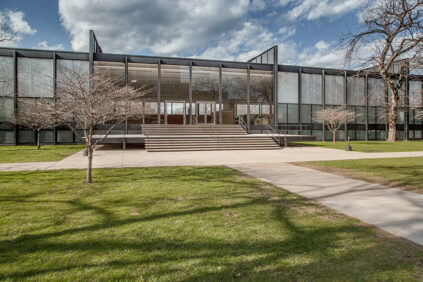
[58,0,251,55]
[0,10,36,47]
[33,41,65,51]
[250,0,266,11]
[285,0,368,22]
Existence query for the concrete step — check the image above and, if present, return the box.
[147,146,280,152]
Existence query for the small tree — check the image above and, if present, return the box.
[12,99,57,149]
[0,12,15,43]
[343,0,423,142]
[53,71,149,183]
[314,107,357,144]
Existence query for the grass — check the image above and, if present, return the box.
[298,157,423,194]
[0,167,422,280]
[0,145,85,163]
[290,140,423,152]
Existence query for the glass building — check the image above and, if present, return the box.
[0,31,422,145]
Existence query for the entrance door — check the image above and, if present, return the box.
[165,101,186,124]
[196,101,215,124]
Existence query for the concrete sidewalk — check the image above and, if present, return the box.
[229,162,423,246]
[2,147,423,172]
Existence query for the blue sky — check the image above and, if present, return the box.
[0,0,370,68]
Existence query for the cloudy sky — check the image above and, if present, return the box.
[0,0,370,69]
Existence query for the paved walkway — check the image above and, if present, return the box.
[2,147,423,171]
[229,162,423,246]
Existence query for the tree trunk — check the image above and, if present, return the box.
[86,147,93,184]
[387,90,398,142]
[332,132,336,144]
[36,129,41,149]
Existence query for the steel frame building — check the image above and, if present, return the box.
[0,30,422,145]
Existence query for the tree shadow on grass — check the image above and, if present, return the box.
[0,167,422,280]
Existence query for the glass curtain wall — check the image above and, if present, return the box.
[250,69,273,127]
[222,68,247,125]
[160,65,189,124]
[192,66,219,124]
[0,56,14,144]
[128,63,158,125]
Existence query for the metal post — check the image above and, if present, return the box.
[405,72,409,140]
[189,61,192,124]
[89,30,94,75]
[344,71,348,141]
[247,64,250,131]
[53,52,57,144]
[298,68,302,134]
[13,50,17,145]
[365,74,369,141]
[273,46,278,129]
[385,83,389,140]
[322,70,325,141]
[157,59,161,124]
[219,63,223,124]
[124,56,128,134]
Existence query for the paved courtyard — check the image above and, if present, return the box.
[1,146,423,246]
[2,146,423,171]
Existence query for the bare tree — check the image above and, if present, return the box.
[53,71,150,183]
[343,0,423,142]
[0,11,15,43]
[314,107,357,144]
[11,99,57,149]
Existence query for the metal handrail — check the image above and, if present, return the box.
[210,125,219,148]
[264,124,284,147]
[236,116,248,132]
[192,115,198,127]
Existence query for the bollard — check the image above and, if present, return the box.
[345,137,352,151]
[83,149,88,156]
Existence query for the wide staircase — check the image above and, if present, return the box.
[143,124,280,152]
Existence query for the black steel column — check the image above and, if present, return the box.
[273,46,278,128]
[124,56,128,133]
[189,61,192,124]
[157,59,161,124]
[219,63,222,124]
[298,68,302,132]
[385,83,389,140]
[344,71,348,140]
[53,52,57,144]
[365,74,369,141]
[13,50,17,145]
[322,70,325,141]
[247,64,250,131]
[89,30,94,75]
[405,74,409,140]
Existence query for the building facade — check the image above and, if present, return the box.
[0,31,422,145]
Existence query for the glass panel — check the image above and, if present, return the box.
[57,130,73,143]
[18,58,54,98]
[161,65,189,101]
[409,80,422,107]
[0,131,14,144]
[356,107,366,124]
[222,68,247,124]
[347,76,365,105]
[0,97,14,122]
[94,61,125,85]
[368,107,376,124]
[192,66,219,103]
[301,104,312,123]
[250,69,273,126]
[397,109,405,124]
[128,63,158,100]
[368,78,385,106]
[40,130,54,143]
[278,72,298,103]
[377,130,386,140]
[356,130,365,140]
[277,103,287,123]
[325,75,344,105]
[301,73,322,104]
[287,104,298,123]
[311,104,323,124]
[0,56,13,97]
[18,130,35,143]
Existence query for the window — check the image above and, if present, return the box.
[301,73,322,104]
[278,72,298,103]
[325,75,344,105]
[347,77,365,106]
[18,58,54,98]
[368,78,385,106]
[0,56,13,97]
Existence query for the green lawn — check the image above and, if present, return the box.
[0,167,422,280]
[0,145,84,163]
[290,140,423,152]
[301,157,423,194]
